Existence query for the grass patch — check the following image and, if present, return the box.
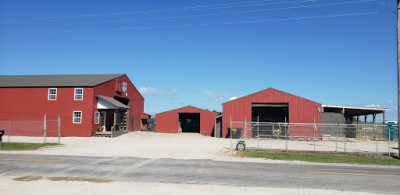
[0,142,59,150]
[241,150,400,166]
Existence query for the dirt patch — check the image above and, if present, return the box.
[47,177,113,183]
[13,176,43,181]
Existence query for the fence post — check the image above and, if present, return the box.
[230,116,232,149]
[344,129,347,153]
[388,126,391,157]
[244,117,247,143]
[43,114,47,144]
[374,124,377,155]
[8,120,11,142]
[336,123,338,153]
[285,117,288,152]
[313,117,316,151]
[58,115,61,144]
[257,116,260,150]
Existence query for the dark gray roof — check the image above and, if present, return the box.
[0,74,124,87]
[96,95,131,110]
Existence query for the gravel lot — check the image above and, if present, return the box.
[1,132,235,160]
[2,131,398,159]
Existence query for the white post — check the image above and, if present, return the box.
[313,117,316,151]
[230,116,232,149]
[43,114,47,144]
[285,117,288,152]
[375,123,378,155]
[336,123,338,153]
[58,115,61,144]
[257,116,260,149]
[244,117,247,143]
[388,126,391,156]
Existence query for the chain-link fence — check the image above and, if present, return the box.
[0,115,61,144]
[230,120,399,156]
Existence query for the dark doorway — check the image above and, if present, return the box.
[178,113,200,133]
[251,103,289,138]
[114,96,130,105]
[251,103,289,123]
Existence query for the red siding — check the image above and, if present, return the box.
[94,75,144,132]
[0,87,95,136]
[0,74,144,137]
[155,106,218,136]
[222,88,322,138]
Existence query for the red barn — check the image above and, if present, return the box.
[155,106,218,136]
[0,74,145,137]
[222,88,322,138]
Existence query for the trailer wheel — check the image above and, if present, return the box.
[236,141,246,151]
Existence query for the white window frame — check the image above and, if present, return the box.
[73,111,82,124]
[74,88,83,100]
[94,112,100,124]
[48,88,57,100]
[122,82,127,92]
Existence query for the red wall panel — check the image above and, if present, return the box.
[94,75,144,132]
[0,87,94,136]
[222,88,322,138]
[0,74,144,137]
[155,106,218,136]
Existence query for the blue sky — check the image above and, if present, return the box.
[0,0,397,121]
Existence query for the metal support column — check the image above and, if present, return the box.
[43,114,47,144]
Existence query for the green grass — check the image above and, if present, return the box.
[0,142,60,150]
[241,150,400,166]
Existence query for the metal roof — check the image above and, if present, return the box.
[222,88,321,105]
[322,104,387,116]
[96,95,131,110]
[156,105,217,115]
[0,74,124,87]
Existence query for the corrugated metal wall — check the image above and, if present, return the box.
[222,88,322,138]
[155,106,219,136]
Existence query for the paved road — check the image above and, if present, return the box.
[0,153,399,194]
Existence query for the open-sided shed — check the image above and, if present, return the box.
[155,106,218,136]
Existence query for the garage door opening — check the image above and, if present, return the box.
[178,113,200,133]
[251,103,289,137]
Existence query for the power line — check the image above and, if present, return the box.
[46,11,384,33]
[33,0,321,20]
[49,0,376,26]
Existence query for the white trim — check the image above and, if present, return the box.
[73,111,82,124]
[74,88,83,100]
[48,88,57,100]
[94,111,100,124]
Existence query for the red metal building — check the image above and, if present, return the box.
[222,88,322,138]
[155,106,218,136]
[0,74,145,137]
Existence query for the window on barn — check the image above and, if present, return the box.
[94,112,100,124]
[74,88,83,100]
[48,88,57,100]
[122,82,127,92]
[73,111,82,124]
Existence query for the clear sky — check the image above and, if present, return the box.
[0,0,397,121]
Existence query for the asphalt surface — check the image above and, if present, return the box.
[0,153,399,194]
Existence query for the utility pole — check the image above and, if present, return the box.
[397,0,400,158]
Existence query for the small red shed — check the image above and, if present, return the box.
[155,106,218,136]
[222,88,322,138]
